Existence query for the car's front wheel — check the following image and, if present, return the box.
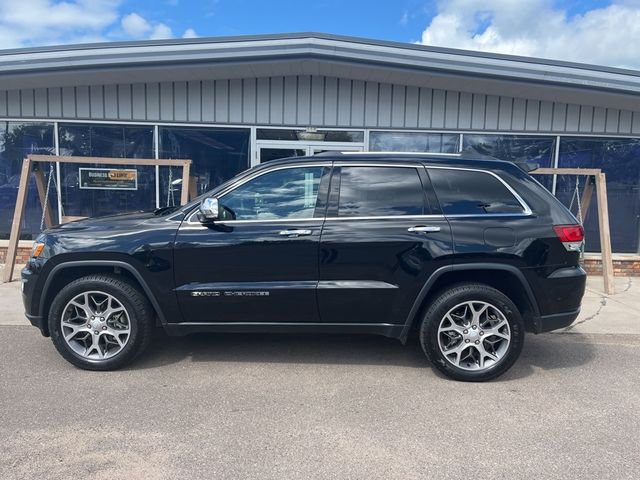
[48,274,154,370]
[420,283,524,381]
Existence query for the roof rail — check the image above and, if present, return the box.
[313,151,462,157]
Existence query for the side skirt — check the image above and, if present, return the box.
[163,322,405,338]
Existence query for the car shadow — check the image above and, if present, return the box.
[129,329,597,381]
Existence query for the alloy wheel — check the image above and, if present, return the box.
[60,291,131,360]
[437,300,511,371]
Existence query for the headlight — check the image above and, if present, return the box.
[31,242,45,258]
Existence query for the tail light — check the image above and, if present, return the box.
[553,225,584,251]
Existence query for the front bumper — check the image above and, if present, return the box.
[21,262,49,337]
[533,308,581,333]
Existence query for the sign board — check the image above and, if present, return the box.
[79,168,138,190]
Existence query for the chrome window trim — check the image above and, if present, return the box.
[426,165,533,216]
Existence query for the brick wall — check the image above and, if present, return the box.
[0,246,32,265]
[2,246,640,276]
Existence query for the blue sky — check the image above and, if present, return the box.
[0,0,638,68]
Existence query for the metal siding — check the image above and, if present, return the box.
[470,94,485,130]
[201,80,215,122]
[269,76,284,125]
[173,82,187,122]
[605,108,620,133]
[351,80,365,127]
[104,84,118,119]
[256,77,270,124]
[324,76,338,126]
[552,103,567,131]
[538,101,553,131]
[310,76,325,125]
[76,86,90,118]
[337,78,352,126]
[7,90,20,116]
[619,110,633,134]
[377,83,392,127]
[431,89,446,128]
[131,83,146,120]
[391,84,405,128]
[296,75,311,125]
[458,92,472,130]
[0,75,636,137]
[90,85,104,119]
[484,95,499,130]
[187,81,201,122]
[146,83,159,121]
[565,104,580,132]
[118,84,132,120]
[498,96,513,130]
[511,98,526,131]
[159,82,173,121]
[593,107,607,133]
[0,91,6,116]
[34,88,48,117]
[405,86,419,129]
[242,78,256,124]
[48,87,62,117]
[364,81,378,127]
[229,79,243,123]
[21,89,34,117]
[214,80,229,123]
[444,90,459,129]
[578,105,593,133]
[524,100,539,131]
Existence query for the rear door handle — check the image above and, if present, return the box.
[279,229,312,237]
[408,225,441,233]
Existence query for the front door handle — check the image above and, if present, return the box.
[408,225,441,233]
[279,229,312,237]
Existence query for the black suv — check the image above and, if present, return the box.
[22,153,586,381]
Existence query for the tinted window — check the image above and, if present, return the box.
[429,168,524,215]
[220,167,325,220]
[338,167,424,217]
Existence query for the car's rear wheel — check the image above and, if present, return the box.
[48,274,154,370]
[420,283,524,381]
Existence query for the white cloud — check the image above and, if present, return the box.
[121,12,151,37]
[182,28,198,38]
[419,0,640,69]
[0,1,197,49]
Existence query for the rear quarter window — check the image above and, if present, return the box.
[428,168,525,215]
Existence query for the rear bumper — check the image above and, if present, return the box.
[533,308,581,333]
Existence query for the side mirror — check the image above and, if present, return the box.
[197,197,219,223]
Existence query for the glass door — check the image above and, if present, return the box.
[257,145,309,164]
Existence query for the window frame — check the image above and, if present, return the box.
[426,165,532,217]
[186,162,332,224]
[325,163,442,220]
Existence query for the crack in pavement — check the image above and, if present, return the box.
[564,296,607,331]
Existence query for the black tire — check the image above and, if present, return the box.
[419,283,524,382]
[48,274,154,371]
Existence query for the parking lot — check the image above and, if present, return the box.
[1,272,639,480]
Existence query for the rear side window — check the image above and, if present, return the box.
[428,168,525,215]
[338,166,425,217]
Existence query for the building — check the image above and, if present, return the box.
[0,33,639,270]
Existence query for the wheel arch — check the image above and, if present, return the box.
[400,263,540,343]
[39,260,166,335]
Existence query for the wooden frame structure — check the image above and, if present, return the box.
[531,167,615,294]
[3,155,192,283]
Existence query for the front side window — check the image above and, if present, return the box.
[428,168,524,215]
[338,166,425,217]
[220,166,325,220]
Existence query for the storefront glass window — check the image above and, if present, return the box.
[0,122,55,239]
[557,138,640,253]
[57,124,155,219]
[369,131,459,153]
[158,127,250,206]
[463,134,556,190]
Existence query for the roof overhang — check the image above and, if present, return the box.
[0,32,639,111]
